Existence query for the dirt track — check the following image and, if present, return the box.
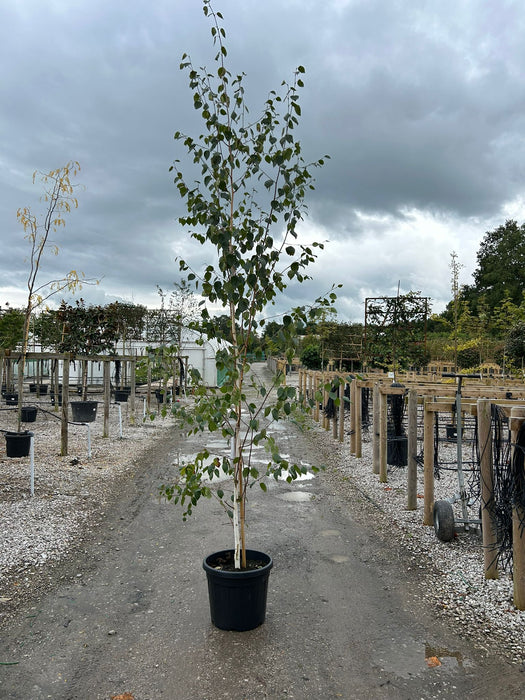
[2,380,525,699]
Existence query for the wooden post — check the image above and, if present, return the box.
[355,382,362,458]
[372,383,380,474]
[61,356,70,457]
[332,384,338,439]
[350,379,356,455]
[407,388,418,511]
[129,359,136,424]
[511,406,525,609]
[478,399,498,580]
[338,380,345,443]
[314,373,320,423]
[103,360,111,438]
[379,389,388,483]
[423,398,435,526]
[147,363,152,414]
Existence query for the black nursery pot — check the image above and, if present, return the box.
[114,389,130,402]
[5,393,18,406]
[71,401,98,422]
[203,549,273,631]
[21,406,38,423]
[5,431,33,458]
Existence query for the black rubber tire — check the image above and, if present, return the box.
[433,500,455,542]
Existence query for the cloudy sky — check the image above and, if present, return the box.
[2,0,525,323]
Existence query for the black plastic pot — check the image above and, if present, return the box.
[203,549,273,631]
[5,431,33,458]
[387,434,408,466]
[155,389,166,403]
[114,389,131,402]
[446,424,462,441]
[71,401,98,423]
[5,393,18,406]
[50,390,62,407]
[29,383,48,394]
[21,406,38,423]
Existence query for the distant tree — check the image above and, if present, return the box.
[300,343,321,369]
[365,292,429,371]
[146,283,199,344]
[0,306,24,349]
[57,300,120,398]
[32,308,62,349]
[471,220,525,312]
[505,322,525,366]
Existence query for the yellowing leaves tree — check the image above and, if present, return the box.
[15,161,97,431]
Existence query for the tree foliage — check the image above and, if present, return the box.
[469,219,525,312]
[163,1,334,569]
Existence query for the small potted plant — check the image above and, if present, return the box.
[161,1,337,631]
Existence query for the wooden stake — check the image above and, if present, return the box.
[379,389,387,483]
[350,379,356,455]
[372,383,380,475]
[355,382,362,458]
[60,356,70,457]
[338,380,345,443]
[423,397,435,526]
[103,360,111,438]
[478,399,498,580]
[407,388,418,511]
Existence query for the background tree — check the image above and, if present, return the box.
[470,219,525,312]
[364,291,429,372]
[505,322,525,370]
[15,161,95,429]
[57,300,120,398]
[0,306,24,349]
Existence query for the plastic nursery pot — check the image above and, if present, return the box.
[203,549,273,631]
[386,434,408,466]
[29,383,48,394]
[50,391,63,407]
[155,389,166,403]
[114,389,131,402]
[71,401,98,423]
[21,406,38,423]
[5,393,18,406]
[5,431,33,458]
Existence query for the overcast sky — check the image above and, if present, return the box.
[2,0,525,323]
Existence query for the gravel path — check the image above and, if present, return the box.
[1,378,524,669]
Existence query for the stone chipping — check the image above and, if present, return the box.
[0,389,524,667]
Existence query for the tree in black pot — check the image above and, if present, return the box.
[10,162,96,453]
[161,1,338,630]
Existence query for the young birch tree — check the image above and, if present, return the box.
[164,1,336,569]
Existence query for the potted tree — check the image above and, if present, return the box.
[57,300,119,421]
[161,1,336,630]
[7,162,95,457]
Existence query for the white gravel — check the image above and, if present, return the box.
[0,395,172,617]
[312,418,525,667]
[1,385,524,667]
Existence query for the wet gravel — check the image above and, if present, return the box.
[1,384,524,669]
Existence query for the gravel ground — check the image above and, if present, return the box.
[0,393,173,626]
[312,420,525,668]
[1,383,524,669]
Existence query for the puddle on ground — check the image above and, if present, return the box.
[172,451,315,485]
[425,643,464,668]
[328,554,349,563]
[277,491,314,502]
